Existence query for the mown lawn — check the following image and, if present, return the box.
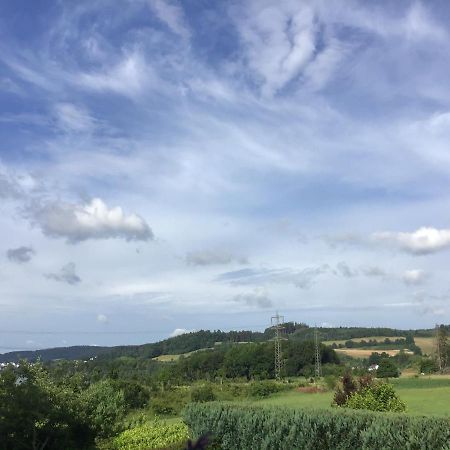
[253,377,450,417]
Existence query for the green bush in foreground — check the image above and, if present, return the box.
[184,403,450,449]
[191,384,216,403]
[110,421,189,450]
[345,383,406,412]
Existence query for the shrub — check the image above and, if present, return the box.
[323,375,337,391]
[116,380,150,409]
[191,385,216,403]
[82,379,127,437]
[333,371,356,406]
[249,381,283,398]
[152,397,177,415]
[345,383,406,412]
[184,403,450,449]
[377,359,400,378]
[111,421,189,450]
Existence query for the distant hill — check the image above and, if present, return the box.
[0,345,112,363]
[0,324,440,363]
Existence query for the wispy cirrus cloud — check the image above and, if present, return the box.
[186,250,248,266]
[217,265,330,289]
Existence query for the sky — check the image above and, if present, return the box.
[1,0,450,352]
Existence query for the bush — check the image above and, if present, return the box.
[152,397,177,415]
[345,383,406,412]
[82,379,127,437]
[249,381,284,398]
[323,375,337,391]
[116,380,150,409]
[184,403,450,449]
[333,371,356,406]
[111,421,189,450]
[377,359,400,378]
[191,385,216,403]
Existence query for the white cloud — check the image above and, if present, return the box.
[234,2,318,95]
[54,103,95,132]
[76,53,156,98]
[149,0,190,40]
[372,227,450,255]
[402,269,428,286]
[97,314,108,323]
[29,198,153,243]
[170,328,192,337]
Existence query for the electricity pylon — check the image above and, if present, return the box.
[271,312,285,380]
[314,325,322,379]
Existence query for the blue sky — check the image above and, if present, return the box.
[1,0,450,351]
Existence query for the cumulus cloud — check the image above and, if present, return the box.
[402,269,428,286]
[45,262,81,285]
[97,314,108,323]
[217,265,330,289]
[170,328,193,338]
[29,198,153,243]
[232,287,272,308]
[7,246,35,263]
[371,227,450,255]
[186,250,248,266]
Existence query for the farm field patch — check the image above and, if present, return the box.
[253,377,450,417]
[334,348,410,358]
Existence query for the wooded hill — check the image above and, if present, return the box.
[0,323,441,363]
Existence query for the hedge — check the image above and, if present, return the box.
[183,403,450,450]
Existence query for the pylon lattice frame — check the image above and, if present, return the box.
[314,326,322,378]
[271,313,285,380]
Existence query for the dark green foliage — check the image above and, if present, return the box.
[248,381,285,398]
[184,403,450,450]
[115,379,150,409]
[165,340,340,383]
[0,362,94,449]
[420,357,438,374]
[151,388,190,416]
[191,385,217,402]
[377,358,400,378]
[1,326,439,364]
[81,379,127,437]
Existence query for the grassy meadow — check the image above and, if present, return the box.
[253,375,450,417]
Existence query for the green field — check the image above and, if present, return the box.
[253,377,450,417]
